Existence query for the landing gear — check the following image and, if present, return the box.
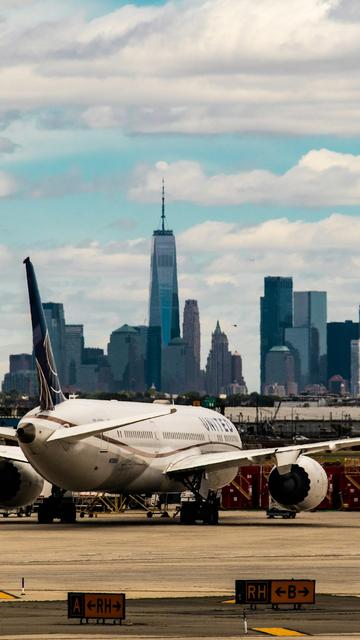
[179,476,220,525]
[37,486,76,524]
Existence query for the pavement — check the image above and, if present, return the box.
[0,509,359,638]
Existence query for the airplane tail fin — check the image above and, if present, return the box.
[24,257,66,411]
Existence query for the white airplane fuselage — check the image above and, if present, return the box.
[18,399,242,495]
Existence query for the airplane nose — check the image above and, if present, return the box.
[17,423,36,444]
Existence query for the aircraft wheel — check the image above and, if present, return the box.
[38,503,55,524]
[60,502,76,524]
[180,502,197,524]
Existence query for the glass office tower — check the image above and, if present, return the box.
[146,184,180,389]
[293,291,327,384]
[260,276,293,391]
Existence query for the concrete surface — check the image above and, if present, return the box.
[0,509,359,638]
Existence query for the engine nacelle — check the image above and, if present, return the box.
[0,459,44,508]
[268,455,328,512]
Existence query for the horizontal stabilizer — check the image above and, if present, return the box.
[164,436,360,476]
[0,445,28,463]
[46,408,176,443]
[0,427,18,442]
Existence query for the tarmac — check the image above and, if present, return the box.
[0,509,359,639]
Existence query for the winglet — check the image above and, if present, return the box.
[24,257,65,411]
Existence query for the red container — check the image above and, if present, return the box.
[316,464,343,510]
[340,466,360,510]
[222,465,260,509]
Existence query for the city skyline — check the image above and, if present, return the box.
[2,1,360,391]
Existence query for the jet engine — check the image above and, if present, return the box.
[268,455,328,512]
[0,459,44,508]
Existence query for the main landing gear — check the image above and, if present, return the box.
[179,475,220,525]
[37,486,76,524]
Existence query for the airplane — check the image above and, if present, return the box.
[2,256,360,525]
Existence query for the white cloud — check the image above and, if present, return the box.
[129,149,360,206]
[2,1,360,134]
[1,213,360,392]
[0,171,19,197]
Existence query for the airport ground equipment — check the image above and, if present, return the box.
[37,486,76,524]
[76,492,173,519]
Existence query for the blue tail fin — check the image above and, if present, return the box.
[24,257,65,411]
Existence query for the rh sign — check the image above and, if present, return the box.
[235,580,315,606]
[68,592,125,623]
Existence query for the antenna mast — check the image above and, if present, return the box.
[161,178,165,232]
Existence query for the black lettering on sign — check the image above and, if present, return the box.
[288,584,297,599]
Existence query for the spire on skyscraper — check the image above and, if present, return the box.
[161,178,165,233]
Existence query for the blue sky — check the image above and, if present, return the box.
[2,0,360,390]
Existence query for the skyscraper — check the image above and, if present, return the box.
[108,324,145,392]
[327,320,359,385]
[285,326,311,391]
[65,324,84,387]
[260,277,293,391]
[43,302,66,385]
[293,291,327,384]
[264,345,297,397]
[162,337,187,394]
[146,182,180,389]
[183,299,201,392]
[351,340,360,397]
[205,321,232,396]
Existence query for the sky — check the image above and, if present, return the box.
[2,0,360,391]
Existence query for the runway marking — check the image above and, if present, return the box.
[0,590,18,600]
[253,628,306,637]
[222,598,235,603]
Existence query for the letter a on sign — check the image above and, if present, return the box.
[73,598,81,614]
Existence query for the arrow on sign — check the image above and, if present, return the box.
[275,587,286,596]
[299,587,310,597]
[113,602,121,612]
[87,601,95,610]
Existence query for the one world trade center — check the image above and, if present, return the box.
[146,182,180,389]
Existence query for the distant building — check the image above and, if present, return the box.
[64,324,84,388]
[10,354,33,373]
[293,291,327,384]
[264,345,297,396]
[285,326,311,392]
[229,351,247,394]
[183,300,201,392]
[205,321,232,396]
[351,340,360,397]
[2,353,37,396]
[260,276,293,391]
[146,182,180,390]
[42,302,66,386]
[327,321,359,387]
[328,374,347,395]
[108,324,145,392]
[162,337,187,394]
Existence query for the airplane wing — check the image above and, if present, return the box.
[165,436,360,476]
[45,408,176,443]
[0,445,29,464]
[0,427,18,442]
